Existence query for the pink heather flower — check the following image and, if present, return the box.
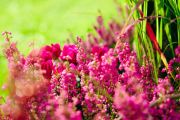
[2,31,12,42]
[176,74,180,80]
[41,60,53,79]
[154,77,174,96]
[97,16,103,25]
[4,42,19,60]
[60,69,78,101]
[51,43,61,59]
[114,84,151,120]
[168,46,180,80]
[40,45,53,61]
[91,45,108,59]
[55,104,82,120]
[0,97,28,120]
[93,112,110,120]
[40,43,61,61]
[61,44,78,63]
[53,62,65,74]
[175,45,180,57]
[53,91,82,120]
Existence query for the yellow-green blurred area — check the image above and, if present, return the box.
[0,0,125,96]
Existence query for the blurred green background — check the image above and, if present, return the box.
[0,0,124,96]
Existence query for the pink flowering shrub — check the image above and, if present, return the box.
[0,16,180,120]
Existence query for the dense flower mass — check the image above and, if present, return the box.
[0,16,180,120]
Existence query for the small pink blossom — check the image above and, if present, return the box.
[61,44,78,63]
[41,60,53,79]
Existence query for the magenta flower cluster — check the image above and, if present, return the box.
[0,17,180,120]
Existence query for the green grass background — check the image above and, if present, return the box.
[0,0,124,96]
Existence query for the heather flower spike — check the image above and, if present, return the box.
[2,31,12,42]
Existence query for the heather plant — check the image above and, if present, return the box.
[0,1,180,120]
